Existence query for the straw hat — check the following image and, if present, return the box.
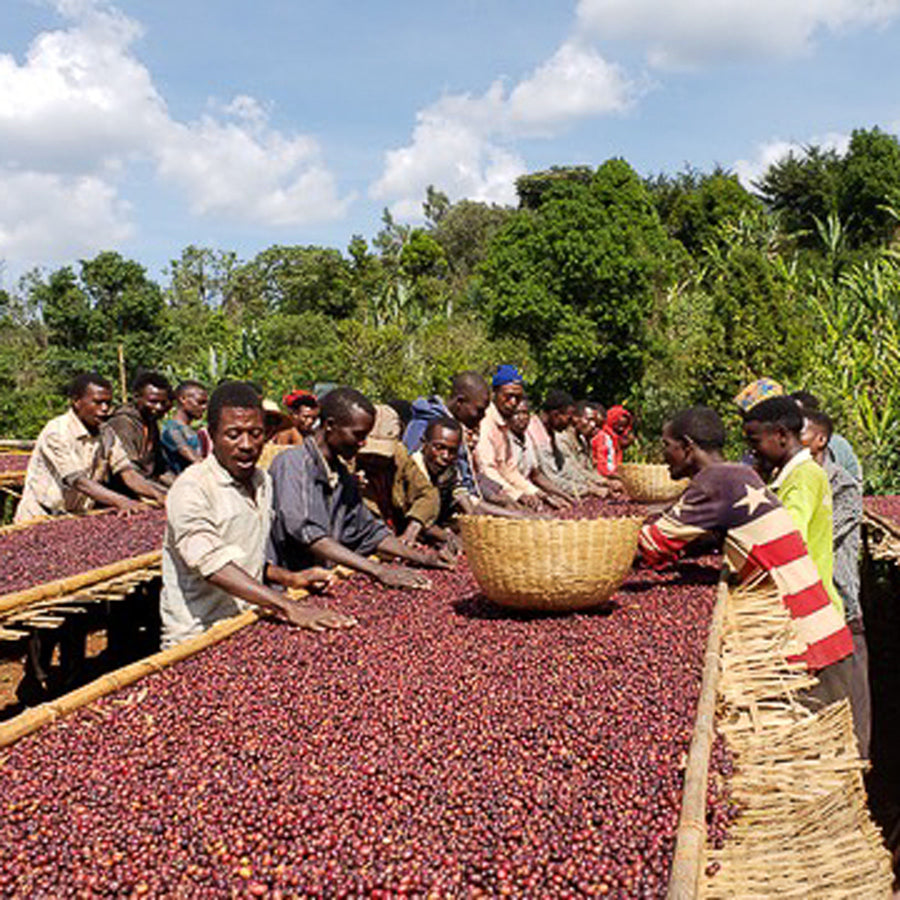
[360,404,401,457]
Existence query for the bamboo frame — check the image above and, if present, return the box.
[0,610,259,747]
[667,580,727,900]
[0,551,162,616]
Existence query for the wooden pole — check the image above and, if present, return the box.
[117,343,127,405]
[0,609,260,748]
[666,579,728,900]
[0,551,161,616]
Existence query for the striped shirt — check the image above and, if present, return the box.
[638,462,852,672]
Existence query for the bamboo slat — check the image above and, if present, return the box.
[0,609,260,748]
[667,580,727,900]
[0,551,162,616]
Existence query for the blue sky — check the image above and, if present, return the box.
[2,0,900,285]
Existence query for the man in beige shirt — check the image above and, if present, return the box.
[16,373,167,523]
[161,381,355,648]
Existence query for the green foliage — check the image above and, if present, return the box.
[479,158,676,401]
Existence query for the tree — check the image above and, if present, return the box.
[166,245,238,310]
[478,159,676,399]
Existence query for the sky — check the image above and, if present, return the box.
[2,0,900,286]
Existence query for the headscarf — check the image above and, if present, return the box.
[282,388,317,410]
[733,378,784,412]
[492,364,522,389]
[604,405,632,432]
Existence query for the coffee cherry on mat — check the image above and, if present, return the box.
[0,504,735,897]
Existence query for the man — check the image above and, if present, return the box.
[638,407,853,707]
[509,399,571,508]
[267,387,449,589]
[790,390,862,484]
[272,389,319,446]
[161,381,351,648]
[475,365,544,510]
[557,400,608,491]
[105,371,176,489]
[161,381,209,475]
[530,390,606,498]
[404,371,512,507]
[16,373,167,523]
[802,408,870,756]
[355,404,441,545]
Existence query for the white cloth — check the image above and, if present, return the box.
[161,454,270,648]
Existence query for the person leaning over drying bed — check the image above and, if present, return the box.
[160,381,353,649]
[475,365,545,511]
[161,380,209,475]
[267,387,451,591]
[637,407,853,709]
[104,371,177,491]
[15,372,168,523]
[801,408,870,757]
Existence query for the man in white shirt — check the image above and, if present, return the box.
[16,372,167,523]
[161,381,355,648]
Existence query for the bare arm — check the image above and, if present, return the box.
[70,475,143,513]
[307,536,433,590]
[208,562,354,631]
[120,467,168,505]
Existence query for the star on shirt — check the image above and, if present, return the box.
[734,484,771,516]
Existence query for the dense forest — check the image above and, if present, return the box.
[2,127,899,491]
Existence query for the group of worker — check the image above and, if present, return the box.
[15,367,867,755]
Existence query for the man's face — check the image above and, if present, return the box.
[575,408,598,439]
[801,421,828,464]
[612,415,631,437]
[73,384,113,432]
[743,420,786,475]
[495,382,524,420]
[549,405,575,433]
[136,385,170,422]
[213,407,266,483]
[662,422,691,480]
[509,406,530,437]
[324,406,375,462]
[449,386,490,430]
[423,426,461,475]
[180,388,208,421]
[291,403,319,436]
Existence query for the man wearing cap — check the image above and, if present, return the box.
[475,365,544,510]
[356,404,441,544]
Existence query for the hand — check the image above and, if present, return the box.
[588,484,609,498]
[437,544,458,565]
[291,567,336,594]
[415,548,455,570]
[115,499,145,518]
[280,602,357,632]
[519,493,544,512]
[377,567,433,590]
[543,493,571,511]
[443,531,462,556]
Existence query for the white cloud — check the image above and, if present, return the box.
[0,0,349,270]
[0,169,133,264]
[576,0,900,68]
[370,40,636,216]
[733,132,851,188]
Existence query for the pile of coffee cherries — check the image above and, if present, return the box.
[864,494,900,529]
[0,453,29,474]
[0,547,734,897]
[0,508,165,596]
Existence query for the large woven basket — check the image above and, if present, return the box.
[618,463,688,503]
[458,515,643,613]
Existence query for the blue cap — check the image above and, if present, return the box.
[492,364,522,388]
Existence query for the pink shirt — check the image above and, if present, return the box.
[475,403,539,501]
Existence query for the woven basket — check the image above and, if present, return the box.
[618,463,688,503]
[458,515,643,612]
